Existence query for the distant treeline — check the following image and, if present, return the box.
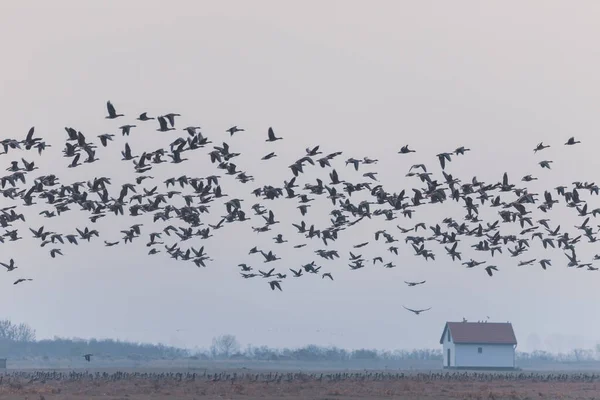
[1,320,599,363]
[0,319,187,360]
[0,337,188,360]
[211,341,445,362]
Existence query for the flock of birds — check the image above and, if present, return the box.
[1,101,599,317]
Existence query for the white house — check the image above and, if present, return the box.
[440,321,517,369]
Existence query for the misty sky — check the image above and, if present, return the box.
[1,1,600,354]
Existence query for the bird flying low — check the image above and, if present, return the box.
[403,306,431,315]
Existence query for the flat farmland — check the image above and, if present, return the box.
[1,369,600,400]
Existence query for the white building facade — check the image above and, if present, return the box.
[440,322,517,369]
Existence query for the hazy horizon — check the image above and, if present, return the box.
[6,317,597,356]
[2,1,600,355]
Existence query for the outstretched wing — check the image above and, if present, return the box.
[107,101,116,116]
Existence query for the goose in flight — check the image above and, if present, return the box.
[273,234,287,244]
[183,126,201,136]
[50,249,63,258]
[565,136,581,145]
[539,259,551,270]
[105,101,124,119]
[363,172,378,181]
[462,259,486,268]
[137,112,155,121]
[238,264,252,272]
[484,265,498,276]
[409,164,427,173]
[518,259,536,266]
[345,158,361,171]
[404,280,426,287]
[533,142,550,153]
[397,225,415,233]
[0,259,17,271]
[157,116,175,132]
[227,126,244,136]
[121,143,136,161]
[398,145,415,154]
[266,127,282,142]
[454,146,471,155]
[22,126,42,150]
[403,306,431,315]
[260,250,281,262]
[436,152,452,170]
[83,354,93,362]
[119,125,136,136]
[306,145,322,156]
[14,278,32,285]
[268,280,282,291]
[262,152,277,160]
[164,113,181,127]
[98,134,115,147]
[539,160,553,169]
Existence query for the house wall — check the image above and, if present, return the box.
[441,327,455,367]
[454,344,515,368]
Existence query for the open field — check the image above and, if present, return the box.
[7,357,600,371]
[2,368,600,400]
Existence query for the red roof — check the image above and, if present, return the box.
[440,322,517,345]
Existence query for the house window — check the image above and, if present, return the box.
[478,347,483,354]
[447,330,450,342]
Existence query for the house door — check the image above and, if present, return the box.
[447,349,451,367]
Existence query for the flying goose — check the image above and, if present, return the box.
[0,259,17,271]
[227,126,244,136]
[266,127,282,142]
[403,306,431,315]
[137,112,155,121]
[565,137,580,145]
[105,101,124,119]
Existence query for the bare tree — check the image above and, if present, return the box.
[571,348,593,362]
[15,322,36,342]
[210,334,240,359]
[0,319,36,342]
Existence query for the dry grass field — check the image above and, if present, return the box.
[1,369,600,400]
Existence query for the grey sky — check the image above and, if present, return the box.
[1,1,600,353]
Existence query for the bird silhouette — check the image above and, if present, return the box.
[0,259,17,271]
[404,280,425,287]
[403,306,431,315]
[266,127,282,142]
[105,101,124,119]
